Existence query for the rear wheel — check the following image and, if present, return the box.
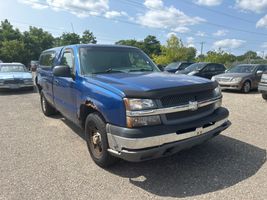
[40,91,57,116]
[242,81,251,93]
[85,112,118,167]
[262,93,267,100]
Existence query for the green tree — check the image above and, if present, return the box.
[81,30,97,44]
[153,35,196,65]
[0,40,27,63]
[115,39,142,49]
[0,19,22,42]
[142,35,161,57]
[59,32,81,45]
[23,26,54,61]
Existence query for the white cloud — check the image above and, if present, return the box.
[213,29,228,36]
[138,0,205,31]
[19,0,48,9]
[256,14,267,28]
[235,0,267,13]
[173,26,190,33]
[186,37,195,47]
[20,0,126,19]
[213,39,246,49]
[104,11,127,18]
[196,31,206,37]
[144,0,163,9]
[194,0,222,6]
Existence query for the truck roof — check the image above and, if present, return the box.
[42,44,138,54]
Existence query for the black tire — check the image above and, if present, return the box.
[262,93,267,100]
[40,91,57,116]
[85,112,118,167]
[241,81,251,93]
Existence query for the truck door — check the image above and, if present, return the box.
[53,48,77,122]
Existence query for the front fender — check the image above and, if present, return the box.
[78,81,126,127]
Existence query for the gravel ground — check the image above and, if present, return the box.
[0,90,266,200]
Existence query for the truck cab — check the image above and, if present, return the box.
[36,44,230,167]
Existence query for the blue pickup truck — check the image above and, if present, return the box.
[36,44,231,167]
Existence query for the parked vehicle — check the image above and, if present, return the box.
[0,63,34,90]
[258,72,267,100]
[164,61,194,73]
[0,60,3,63]
[212,64,267,93]
[36,44,230,167]
[30,60,39,72]
[176,62,226,79]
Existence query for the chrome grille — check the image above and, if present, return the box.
[165,104,214,121]
[4,79,24,84]
[161,90,215,107]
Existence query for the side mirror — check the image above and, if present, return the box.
[256,70,263,75]
[53,65,72,77]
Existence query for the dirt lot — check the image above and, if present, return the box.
[0,90,266,200]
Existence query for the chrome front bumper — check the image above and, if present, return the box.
[107,118,229,151]
[0,83,34,89]
[217,82,242,90]
[106,107,230,162]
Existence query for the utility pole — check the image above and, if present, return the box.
[71,23,75,33]
[200,41,205,55]
[262,50,265,59]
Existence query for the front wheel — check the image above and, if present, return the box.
[85,113,118,167]
[262,93,267,100]
[242,81,251,93]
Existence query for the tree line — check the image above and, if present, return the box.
[0,19,265,67]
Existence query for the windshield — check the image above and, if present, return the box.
[179,63,193,70]
[165,62,179,70]
[79,47,159,74]
[0,65,27,73]
[185,63,206,72]
[227,65,256,73]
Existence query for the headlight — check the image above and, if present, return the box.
[188,71,198,76]
[124,98,161,127]
[231,77,242,83]
[214,86,222,110]
[214,85,222,97]
[124,98,157,111]
[261,74,267,83]
[127,115,161,128]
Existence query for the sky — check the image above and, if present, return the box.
[1,0,267,56]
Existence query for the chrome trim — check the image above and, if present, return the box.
[126,96,222,117]
[107,118,229,151]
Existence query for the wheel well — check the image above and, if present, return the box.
[243,79,251,85]
[79,102,105,128]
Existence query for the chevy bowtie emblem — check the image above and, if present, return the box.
[189,101,198,111]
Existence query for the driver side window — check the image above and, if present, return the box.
[61,50,75,73]
[129,52,151,69]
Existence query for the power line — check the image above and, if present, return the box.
[180,0,255,24]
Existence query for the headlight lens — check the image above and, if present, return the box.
[124,98,157,111]
[214,85,222,97]
[231,77,242,83]
[261,74,267,83]
[124,98,161,127]
[127,115,161,128]
[188,71,198,76]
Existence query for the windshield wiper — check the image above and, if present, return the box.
[128,68,153,72]
[92,68,125,74]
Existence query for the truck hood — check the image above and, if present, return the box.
[87,72,217,98]
[214,72,252,78]
[0,72,32,79]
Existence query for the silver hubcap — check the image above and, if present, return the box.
[244,82,250,93]
[42,96,46,112]
[92,132,101,145]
